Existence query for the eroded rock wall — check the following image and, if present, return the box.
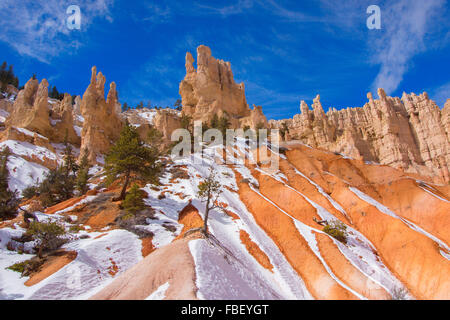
[270,89,450,183]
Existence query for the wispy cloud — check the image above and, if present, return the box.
[141,3,172,23]
[0,0,114,63]
[370,0,445,94]
[195,0,254,17]
[431,82,450,108]
[243,80,313,119]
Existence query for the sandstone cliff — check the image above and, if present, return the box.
[179,45,267,129]
[80,67,123,163]
[270,89,450,183]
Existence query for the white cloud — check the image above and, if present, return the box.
[431,82,450,108]
[0,0,114,63]
[195,0,254,17]
[370,0,445,94]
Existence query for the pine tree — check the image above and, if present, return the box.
[210,114,219,129]
[180,113,193,133]
[121,183,146,214]
[35,133,77,207]
[26,220,67,258]
[0,62,8,92]
[0,147,19,221]
[218,115,231,137]
[174,99,182,111]
[105,121,163,201]
[62,131,78,176]
[38,167,75,207]
[76,149,91,195]
[122,102,129,112]
[197,167,224,235]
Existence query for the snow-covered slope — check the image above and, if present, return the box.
[1,135,449,300]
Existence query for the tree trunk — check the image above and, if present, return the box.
[38,244,43,259]
[115,171,130,201]
[203,208,210,235]
[203,196,211,236]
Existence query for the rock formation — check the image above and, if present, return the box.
[4,78,79,145]
[179,45,267,129]
[80,67,123,163]
[270,90,450,183]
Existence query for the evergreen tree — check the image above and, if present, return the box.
[180,113,193,133]
[174,99,182,111]
[218,115,231,137]
[121,184,146,214]
[105,121,163,201]
[76,149,91,195]
[210,114,219,129]
[0,62,6,73]
[35,133,77,207]
[122,102,129,112]
[0,147,19,221]
[6,65,14,85]
[26,221,67,258]
[38,167,75,207]
[0,62,7,91]
[62,132,79,176]
[197,168,224,235]
[136,101,144,109]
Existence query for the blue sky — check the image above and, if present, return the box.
[1,0,449,120]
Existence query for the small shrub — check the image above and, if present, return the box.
[22,185,39,199]
[7,258,43,276]
[26,220,67,258]
[391,287,409,300]
[121,213,135,221]
[0,147,20,220]
[7,261,28,273]
[323,220,348,244]
[69,224,84,233]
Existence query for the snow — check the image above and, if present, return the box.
[0,109,10,122]
[73,125,82,137]
[50,119,61,126]
[189,239,281,300]
[52,196,98,214]
[145,282,169,300]
[138,110,157,124]
[0,208,143,300]
[417,185,450,203]
[5,155,49,193]
[14,127,48,141]
[0,140,57,162]
[440,250,450,261]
